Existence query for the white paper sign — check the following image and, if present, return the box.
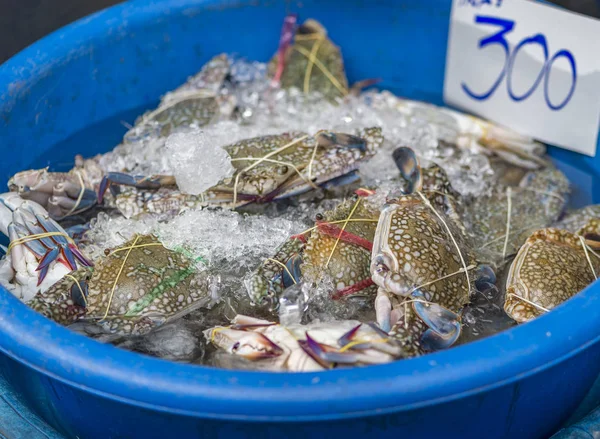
[444,0,600,156]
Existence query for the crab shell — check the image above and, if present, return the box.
[302,198,379,298]
[371,195,475,305]
[268,19,349,102]
[124,54,234,142]
[112,127,384,220]
[464,166,570,267]
[504,226,600,323]
[30,235,210,335]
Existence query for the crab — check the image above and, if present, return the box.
[0,193,92,301]
[248,194,380,308]
[123,53,236,143]
[504,218,600,323]
[28,234,211,335]
[268,18,349,102]
[463,166,570,268]
[7,156,105,221]
[8,127,383,222]
[387,95,549,170]
[99,126,384,219]
[205,314,402,371]
[370,147,488,357]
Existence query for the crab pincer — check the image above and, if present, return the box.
[0,194,92,287]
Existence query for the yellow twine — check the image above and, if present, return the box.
[325,198,362,268]
[230,155,319,191]
[338,338,389,353]
[232,135,309,206]
[107,242,164,255]
[7,232,74,255]
[407,265,477,296]
[65,273,88,307]
[417,191,472,294]
[266,257,297,285]
[579,235,598,280]
[507,291,550,314]
[502,187,512,260]
[210,325,231,343]
[101,235,140,321]
[64,170,87,217]
[296,218,379,237]
[293,44,348,96]
[302,34,324,94]
[306,130,326,182]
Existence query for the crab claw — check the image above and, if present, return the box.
[392,147,422,195]
[411,290,461,351]
[316,131,367,152]
[300,332,361,367]
[0,194,91,298]
[206,327,284,360]
[338,323,363,347]
[97,173,177,204]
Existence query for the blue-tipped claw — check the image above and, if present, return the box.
[301,332,360,367]
[411,290,461,352]
[36,265,49,286]
[36,247,60,272]
[392,147,422,195]
[316,132,367,152]
[69,244,92,267]
[282,253,302,289]
[338,324,362,347]
[412,291,461,337]
[420,324,461,352]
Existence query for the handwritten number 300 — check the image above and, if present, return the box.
[461,15,577,111]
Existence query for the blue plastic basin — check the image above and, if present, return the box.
[1,1,600,438]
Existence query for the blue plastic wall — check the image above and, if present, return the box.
[0,1,600,438]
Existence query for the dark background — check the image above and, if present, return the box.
[0,0,598,64]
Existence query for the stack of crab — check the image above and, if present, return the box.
[0,16,597,372]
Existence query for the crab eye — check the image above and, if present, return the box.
[315,213,324,221]
[232,342,241,352]
[277,165,289,175]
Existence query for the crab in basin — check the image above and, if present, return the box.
[248,193,380,309]
[387,94,549,170]
[463,165,570,268]
[205,314,402,371]
[504,207,600,323]
[28,234,211,335]
[370,147,491,358]
[268,18,349,102]
[123,53,236,143]
[0,193,91,301]
[101,126,384,219]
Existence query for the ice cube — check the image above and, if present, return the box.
[165,129,235,195]
[278,283,306,326]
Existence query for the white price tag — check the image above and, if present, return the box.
[444,0,600,156]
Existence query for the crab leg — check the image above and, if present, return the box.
[315,131,367,152]
[272,14,297,84]
[98,172,177,203]
[316,221,373,251]
[332,278,375,300]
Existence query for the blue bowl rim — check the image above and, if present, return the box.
[0,0,600,421]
